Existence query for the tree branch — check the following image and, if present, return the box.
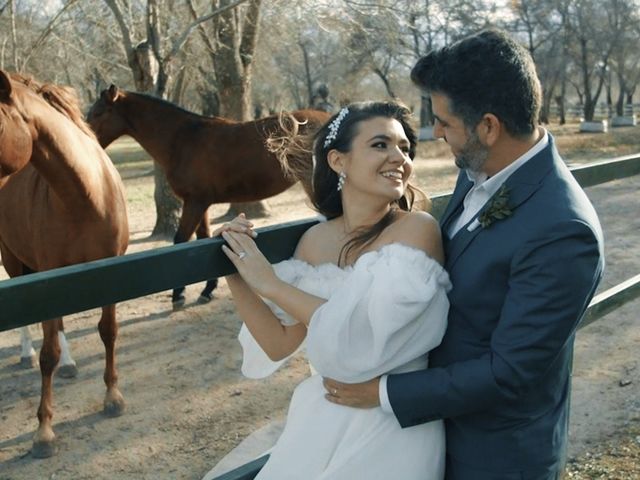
[239,0,261,69]
[165,0,251,63]
[21,0,81,70]
[104,0,138,69]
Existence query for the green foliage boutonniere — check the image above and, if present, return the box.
[478,184,512,228]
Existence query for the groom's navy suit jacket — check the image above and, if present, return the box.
[387,136,604,478]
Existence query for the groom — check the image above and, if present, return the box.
[323,29,604,479]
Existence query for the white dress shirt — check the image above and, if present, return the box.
[378,129,549,414]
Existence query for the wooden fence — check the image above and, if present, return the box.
[1,155,639,480]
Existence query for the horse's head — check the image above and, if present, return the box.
[87,85,129,148]
[0,70,34,179]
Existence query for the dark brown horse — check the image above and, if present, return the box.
[87,86,330,307]
[0,71,129,457]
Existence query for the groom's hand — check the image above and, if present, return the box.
[322,377,381,408]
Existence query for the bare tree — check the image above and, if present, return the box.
[508,0,566,124]
[8,0,18,70]
[0,0,80,74]
[608,0,640,115]
[560,0,629,122]
[344,0,491,126]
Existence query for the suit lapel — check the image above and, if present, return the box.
[439,172,473,233]
[444,136,558,270]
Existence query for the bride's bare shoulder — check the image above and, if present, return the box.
[384,211,444,264]
[293,219,342,265]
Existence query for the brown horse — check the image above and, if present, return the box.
[87,86,330,307]
[0,71,129,458]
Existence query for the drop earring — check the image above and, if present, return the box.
[337,171,347,191]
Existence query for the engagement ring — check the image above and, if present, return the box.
[238,251,247,260]
[332,388,338,396]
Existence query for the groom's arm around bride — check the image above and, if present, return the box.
[324,29,604,480]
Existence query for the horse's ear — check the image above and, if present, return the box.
[0,70,12,101]
[106,84,119,104]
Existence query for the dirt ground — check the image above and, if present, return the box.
[0,132,639,479]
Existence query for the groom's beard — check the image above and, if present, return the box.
[454,131,489,173]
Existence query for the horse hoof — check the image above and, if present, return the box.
[31,440,57,458]
[20,355,38,369]
[171,293,185,312]
[103,400,125,417]
[197,293,213,304]
[172,297,186,311]
[57,363,78,379]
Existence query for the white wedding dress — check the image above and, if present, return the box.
[238,243,451,480]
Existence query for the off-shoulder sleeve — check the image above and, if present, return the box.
[306,243,451,383]
[239,258,313,379]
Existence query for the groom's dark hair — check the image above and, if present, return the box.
[411,29,541,137]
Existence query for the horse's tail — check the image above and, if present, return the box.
[266,112,316,200]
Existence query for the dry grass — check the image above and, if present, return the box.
[565,421,640,479]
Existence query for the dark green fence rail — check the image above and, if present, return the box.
[580,273,640,329]
[0,218,316,330]
[0,155,638,480]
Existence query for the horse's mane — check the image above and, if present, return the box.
[10,73,96,139]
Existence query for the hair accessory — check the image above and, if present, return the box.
[323,107,350,148]
[337,171,347,191]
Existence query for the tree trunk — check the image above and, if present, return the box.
[584,98,596,122]
[554,96,566,125]
[540,88,553,124]
[419,95,434,127]
[616,90,625,116]
[300,41,314,106]
[9,0,18,70]
[373,67,396,99]
[616,72,626,116]
[152,165,182,238]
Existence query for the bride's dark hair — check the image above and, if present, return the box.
[268,101,429,266]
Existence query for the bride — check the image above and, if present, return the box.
[214,101,450,479]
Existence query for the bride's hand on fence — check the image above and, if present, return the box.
[221,230,278,297]
[211,213,257,238]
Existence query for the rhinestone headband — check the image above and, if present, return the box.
[323,107,349,148]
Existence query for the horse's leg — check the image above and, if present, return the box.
[56,319,78,378]
[196,208,218,304]
[98,304,125,417]
[172,199,208,308]
[32,318,61,458]
[19,326,38,368]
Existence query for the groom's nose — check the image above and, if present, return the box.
[433,121,446,141]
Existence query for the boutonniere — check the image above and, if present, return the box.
[477,184,513,228]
